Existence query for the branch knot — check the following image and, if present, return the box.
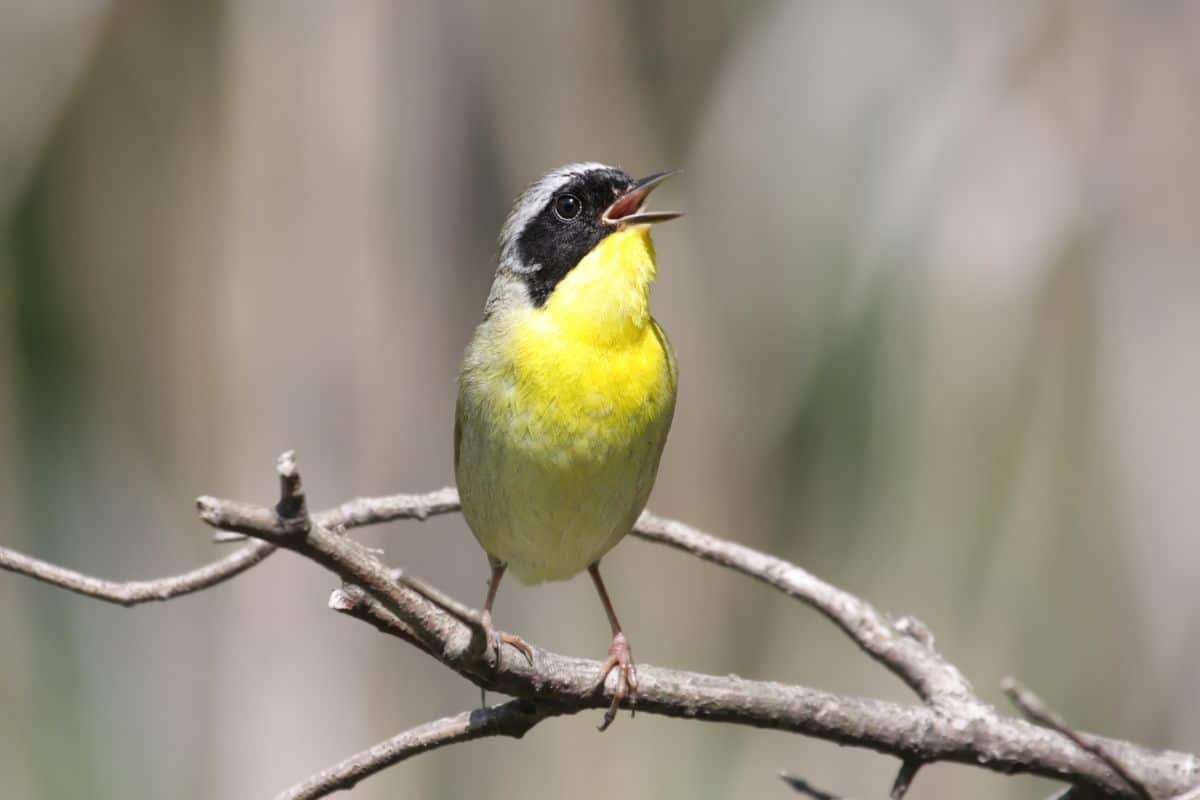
[275,450,311,534]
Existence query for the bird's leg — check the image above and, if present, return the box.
[588,562,638,731]
[479,558,533,667]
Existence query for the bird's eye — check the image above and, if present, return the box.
[553,193,581,221]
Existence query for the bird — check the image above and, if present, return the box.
[455,162,681,730]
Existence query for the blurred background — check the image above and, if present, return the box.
[2,2,1198,798]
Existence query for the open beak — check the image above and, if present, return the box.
[602,170,683,226]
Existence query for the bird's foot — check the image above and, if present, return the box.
[479,610,534,668]
[595,632,638,731]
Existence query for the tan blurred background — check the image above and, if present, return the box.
[2,2,1198,798]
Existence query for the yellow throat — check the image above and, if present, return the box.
[498,226,672,454]
[539,226,658,344]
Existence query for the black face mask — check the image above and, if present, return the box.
[513,167,633,308]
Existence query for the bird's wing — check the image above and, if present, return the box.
[453,394,463,474]
[651,317,679,403]
[649,316,679,458]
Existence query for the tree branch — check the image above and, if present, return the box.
[0,540,275,606]
[328,584,429,654]
[192,456,1200,800]
[5,450,1197,799]
[274,699,555,800]
[212,481,976,708]
[633,511,976,712]
[1004,678,1155,800]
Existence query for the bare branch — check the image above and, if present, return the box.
[328,585,429,653]
[6,451,1197,799]
[213,486,461,543]
[0,452,295,606]
[241,482,976,712]
[319,487,462,530]
[389,568,484,628]
[194,459,1200,800]
[275,699,555,800]
[207,482,975,711]
[633,511,976,713]
[1004,678,1155,800]
[0,450,320,605]
[0,541,275,606]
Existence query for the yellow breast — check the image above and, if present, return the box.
[456,227,677,582]
[504,227,673,458]
[511,231,672,443]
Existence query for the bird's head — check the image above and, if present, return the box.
[498,163,681,309]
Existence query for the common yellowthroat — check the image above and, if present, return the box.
[455,163,680,729]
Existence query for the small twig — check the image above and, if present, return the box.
[890,759,922,799]
[274,699,556,800]
[384,567,521,663]
[0,541,275,606]
[275,450,310,531]
[779,771,848,800]
[1003,677,1155,800]
[389,568,481,627]
[328,585,429,653]
[0,451,312,605]
[319,487,462,530]
[213,486,462,544]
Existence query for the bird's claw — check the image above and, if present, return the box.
[595,632,637,731]
[479,610,534,668]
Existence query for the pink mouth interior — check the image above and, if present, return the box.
[605,189,646,221]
